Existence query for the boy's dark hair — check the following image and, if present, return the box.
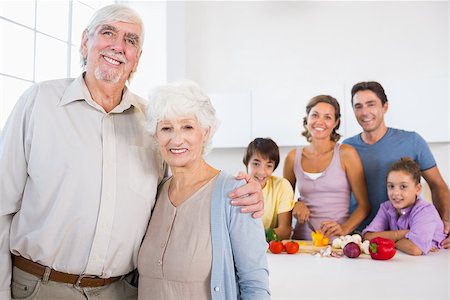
[387,157,421,185]
[302,95,341,143]
[243,138,280,171]
[351,81,388,105]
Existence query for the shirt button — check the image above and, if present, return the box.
[214,287,220,292]
[160,242,165,248]
[158,260,162,265]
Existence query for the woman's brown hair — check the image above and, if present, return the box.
[302,95,341,142]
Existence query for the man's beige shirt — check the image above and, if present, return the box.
[0,74,164,297]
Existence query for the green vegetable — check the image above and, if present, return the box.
[265,228,278,243]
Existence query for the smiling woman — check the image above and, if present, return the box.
[283,95,370,241]
[138,80,270,300]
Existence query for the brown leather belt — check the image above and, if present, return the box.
[12,255,122,288]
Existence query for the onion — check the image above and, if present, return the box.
[343,242,361,258]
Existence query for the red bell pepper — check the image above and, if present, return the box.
[369,237,396,260]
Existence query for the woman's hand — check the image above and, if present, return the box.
[292,201,310,224]
[320,220,344,238]
[229,171,264,218]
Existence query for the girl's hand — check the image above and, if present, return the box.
[292,201,310,224]
[320,220,343,238]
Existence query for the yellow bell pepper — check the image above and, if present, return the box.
[311,230,329,247]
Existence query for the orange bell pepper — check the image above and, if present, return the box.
[311,230,329,247]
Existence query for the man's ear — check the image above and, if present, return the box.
[133,49,143,72]
[80,29,89,60]
[383,101,389,114]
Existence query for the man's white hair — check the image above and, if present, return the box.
[79,4,144,79]
[146,80,219,155]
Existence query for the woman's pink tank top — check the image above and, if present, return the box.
[292,143,350,240]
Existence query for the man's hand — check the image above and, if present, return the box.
[229,171,264,218]
[440,220,450,249]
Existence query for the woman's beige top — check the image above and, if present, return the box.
[137,177,217,300]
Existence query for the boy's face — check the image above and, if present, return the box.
[247,152,275,189]
[387,170,421,212]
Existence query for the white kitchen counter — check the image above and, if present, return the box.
[267,249,449,300]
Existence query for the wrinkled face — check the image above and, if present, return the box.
[387,170,421,212]
[306,102,338,141]
[352,90,388,134]
[81,21,142,84]
[155,115,209,169]
[247,152,275,189]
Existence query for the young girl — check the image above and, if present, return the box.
[363,157,447,255]
[244,138,295,240]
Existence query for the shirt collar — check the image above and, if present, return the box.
[58,74,89,107]
[116,85,145,114]
[58,73,144,113]
[387,196,420,217]
[400,196,422,215]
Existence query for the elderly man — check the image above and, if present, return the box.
[0,5,262,300]
[343,81,450,248]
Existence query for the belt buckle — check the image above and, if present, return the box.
[75,273,98,287]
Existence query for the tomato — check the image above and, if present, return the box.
[285,241,299,254]
[269,240,284,254]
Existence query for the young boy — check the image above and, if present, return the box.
[244,138,295,240]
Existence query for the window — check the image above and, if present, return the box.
[0,0,111,129]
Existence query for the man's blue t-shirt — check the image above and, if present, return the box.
[343,128,436,230]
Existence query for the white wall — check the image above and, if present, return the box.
[178,1,448,87]
[129,1,449,185]
[127,1,168,98]
[165,1,450,183]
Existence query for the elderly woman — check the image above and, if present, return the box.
[283,95,370,240]
[137,80,270,300]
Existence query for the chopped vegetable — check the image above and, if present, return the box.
[311,230,329,247]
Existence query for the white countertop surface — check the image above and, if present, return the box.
[267,248,449,300]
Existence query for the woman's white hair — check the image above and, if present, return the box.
[146,79,219,155]
[79,4,144,78]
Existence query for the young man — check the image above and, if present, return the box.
[343,81,449,248]
[0,5,263,299]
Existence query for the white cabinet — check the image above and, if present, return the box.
[209,78,449,148]
[252,84,345,147]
